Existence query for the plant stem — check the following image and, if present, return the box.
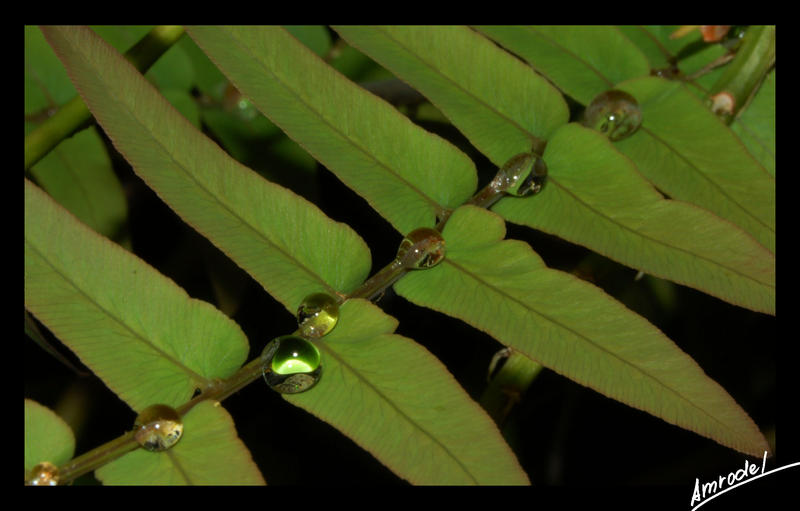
[56,431,139,484]
[707,25,775,123]
[345,259,407,302]
[25,25,186,170]
[49,101,540,487]
[466,180,505,210]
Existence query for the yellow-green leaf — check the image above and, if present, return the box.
[333,25,569,164]
[395,206,769,457]
[493,123,774,314]
[25,179,249,411]
[41,25,371,312]
[25,399,76,471]
[187,25,478,234]
[287,299,529,485]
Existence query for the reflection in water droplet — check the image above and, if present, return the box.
[134,404,184,452]
[297,292,340,338]
[396,228,446,269]
[492,153,548,197]
[582,90,642,141]
[262,335,322,394]
[26,461,60,486]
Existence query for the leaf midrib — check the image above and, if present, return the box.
[75,29,339,303]
[25,237,207,388]
[372,26,539,147]
[219,27,447,223]
[543,173,774,290]
[442,255,740,439]
[316,338,481,484]
[640,125,774,235]
[522,26,614,89]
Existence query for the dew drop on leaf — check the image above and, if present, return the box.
[134,404,184,452]
[396,228,446,269]
[582,90,642,141]
[492,153,548,197]
[26,461,60,486]
[262,335,322,394]
[297,292,340,338]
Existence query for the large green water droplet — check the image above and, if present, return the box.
[134,404,184,452]
[494,152,548,197]
[262,335,322,394]
[26,461,60,486]
[582,90,642,141]
[297,292,339,338]
[396,227,446,269]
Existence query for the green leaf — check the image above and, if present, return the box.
[493,123,774,314]
[95,401,265,485]
[25,179,249,411]
[25,399,76,471]
[27,127,128,242]
[475,26,651,105]
[732,69,775,176]
[42,26,370,312]
[614,77,775,252]
[187,25,477,234]
[333,25,569,164]
[286,299,529,485]
[395,206,769,457]
[25,26,129,244]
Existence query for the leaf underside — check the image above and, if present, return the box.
[25,179,250,412]
[187,25,478,235]
[286,299,530,485]
[395,206,769,457]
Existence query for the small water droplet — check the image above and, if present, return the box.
[582,90,642,141]
[492,153,548,197]
[134,404,184,452]
[396,228,445,269]
[297,292,340,338]
[262,335,322,394]
[26,461,60,486]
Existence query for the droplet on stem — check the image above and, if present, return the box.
[262,335,322,394]
[491,152,548,197]
[26,461,60,486]
[297,292,340,338]
[582,90,642,141]
[134,404,184,452]
[396,228,446,269]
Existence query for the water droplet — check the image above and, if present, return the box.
[26,461,60,486]
[396,228,446,269]
[492,153,548,197]
[262,335,322,394]
[134,404,184,452]
[297,292,340,338]
[582,90,642,141]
